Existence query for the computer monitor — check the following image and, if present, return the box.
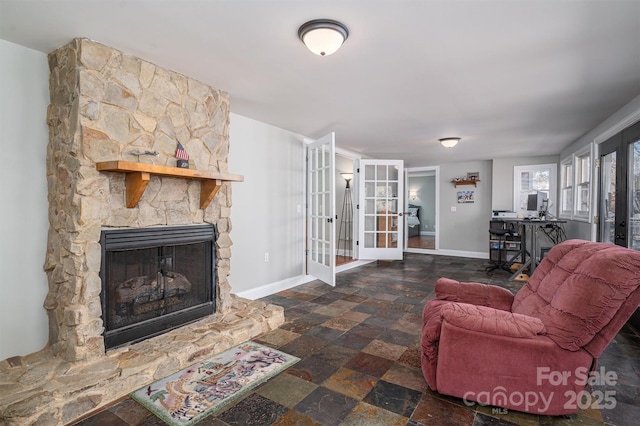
[527,191,548,212]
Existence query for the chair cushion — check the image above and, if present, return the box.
[435,277,514,311]
[440,303,546,338]
[512,239,640,351]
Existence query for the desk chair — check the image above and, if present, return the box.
[486,227,513,273]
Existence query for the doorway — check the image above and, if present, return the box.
[597,120,640,330]
[406,167,439,253]
[336,153,355,267]
[598,120,640,248]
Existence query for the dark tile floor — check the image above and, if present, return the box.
[76,253,640,426]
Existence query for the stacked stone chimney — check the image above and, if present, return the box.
[44,38,237,362]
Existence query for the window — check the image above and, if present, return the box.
[574,150,591,219]
[513,164,557,216]
[560,158,573,217]
[559,145,592,221]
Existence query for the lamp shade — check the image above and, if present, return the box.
[439,137,461,148]
[298,19,349,56]
[341,173,353,182]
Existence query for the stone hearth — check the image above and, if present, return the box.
[0,38,284,424]
[0,297,282,424]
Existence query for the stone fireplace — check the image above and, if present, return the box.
[43,37,241,363]
[0,38,284,425]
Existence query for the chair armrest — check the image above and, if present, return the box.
[441,303,546,338]
[435,277,514,311]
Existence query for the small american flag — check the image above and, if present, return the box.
[175,143,189,160]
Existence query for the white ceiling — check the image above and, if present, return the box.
[2,0,639,167]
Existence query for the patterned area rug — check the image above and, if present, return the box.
[130,341,299,425]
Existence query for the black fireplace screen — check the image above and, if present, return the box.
[100,225,216,349]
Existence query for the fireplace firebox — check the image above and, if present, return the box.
[100,225,216,349]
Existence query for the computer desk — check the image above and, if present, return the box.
[500,218,566,281]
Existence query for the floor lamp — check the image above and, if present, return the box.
[337,173,353,260]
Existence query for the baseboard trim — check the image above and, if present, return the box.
[405,248,488,259]
[235,275,317,300]
[336,259,376,273]
[236,250,490,301]
[434,249,488,259]
[235,260,376,300]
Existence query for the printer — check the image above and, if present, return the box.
[492,210,519,219]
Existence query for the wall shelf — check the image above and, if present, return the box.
[452,179,480,187]
[96,161,244,209]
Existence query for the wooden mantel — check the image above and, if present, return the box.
[96,161,244,209]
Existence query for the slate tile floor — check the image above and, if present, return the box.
[76,253,640,426]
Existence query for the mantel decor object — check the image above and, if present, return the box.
[466,171,480,181]
[176,142,190,168]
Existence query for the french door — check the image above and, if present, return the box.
[306,133,336,286]
[598,121,640,249]
[357,159,405,260]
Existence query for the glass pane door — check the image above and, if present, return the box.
[358,159,404,260]
[307,133,335,286]
[597,120,640,249]
[598,122,640,332]
[600,150,617,245]
[629,141,640,250]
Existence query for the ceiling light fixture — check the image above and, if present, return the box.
[298,19,349,56]
[439,137,461,148]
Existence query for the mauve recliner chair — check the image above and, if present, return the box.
[421,239,640,415]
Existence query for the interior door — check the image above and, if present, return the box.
[598,121,640,248]
[598,121,640,331]
[306,133,336,286]
[630,138,640,250]
[357,159,405,260]
[599,136,620,245]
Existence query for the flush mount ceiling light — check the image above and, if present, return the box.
[439,137,461,148]
[298,19,349,56]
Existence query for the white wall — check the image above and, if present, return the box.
[491,155,560,212]
[439,160,493,254]
[0,40,50,360]
[228,113,307,295]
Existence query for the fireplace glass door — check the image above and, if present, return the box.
[101,225,215,349]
